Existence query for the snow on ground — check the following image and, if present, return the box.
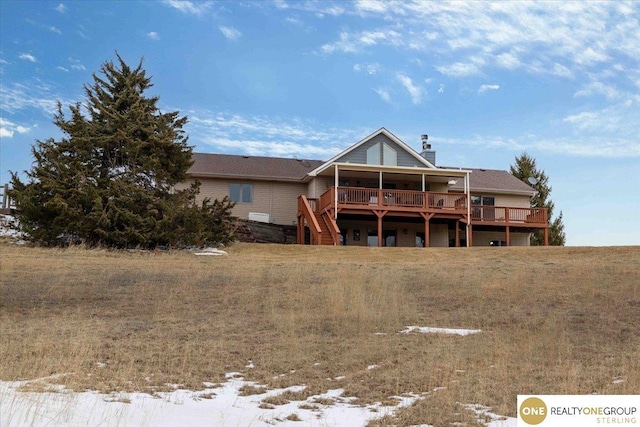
[0,374,515,427]
[0,277,509,427]
[0,374,425,427]
[0,214,25,244]
[399,326,482,336]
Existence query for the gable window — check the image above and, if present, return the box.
[383,143,397,166]
[366,142,397,166]
[229,183,253,203]
[366,144,380,165]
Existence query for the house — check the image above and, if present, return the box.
[180,128,549,247]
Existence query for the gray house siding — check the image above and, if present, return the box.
[335,134,425,167]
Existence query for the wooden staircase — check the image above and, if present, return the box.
[297,195,340,245]
[315,211,337,245]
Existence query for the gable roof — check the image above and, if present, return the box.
[187,153,324,182]
[308,127,435,176]
[448,167,535,195]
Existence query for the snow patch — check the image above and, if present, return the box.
[400,326,482,336]
[0,214,26,244]
[462,403,516,427]
[193,247,227,256]
[0,373,430,427]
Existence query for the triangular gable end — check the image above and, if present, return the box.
[308,128,435,176]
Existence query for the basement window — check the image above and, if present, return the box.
[229,183,253,203]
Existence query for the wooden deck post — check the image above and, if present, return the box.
[468,223,473,247]
[506,226,511,246]
[424,219,430,248]
[455,220,460,247]
[420,212,434,248]
[544,227,549,246]
[377,214,383,247]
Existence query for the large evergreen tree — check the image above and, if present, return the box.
[10,54,235,248]
[510,152,566,246]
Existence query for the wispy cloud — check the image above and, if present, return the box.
[353,63,380,75]
[318,1,639,85]
[147,31,160,40]
[19,53,37,63]
[478,84,500,94]
[0,118,31,139]
[574,81,619,100]
[49,26,62,34]
[374,88,391,103]
[0,82,70,116]
[437,96,640,158]
[55,3,66,13]
[185,111,365,159]
[219,26,242,41]
[162,0,212,16]
[76,24,90,40]
[438,131,639,158]
[438,84,445,94]
[561,99,638,138]
[356,0,391,14]
[68,58,86,71]
[320,29,402,54]
[397,74,422,104]
[435,62,482,78]
[56,66,69,72]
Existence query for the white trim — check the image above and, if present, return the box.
[308,128,436,177]
[318,162,470,177]
[465,173,471,248]
[334,165,339,219]
[469,187,536,196]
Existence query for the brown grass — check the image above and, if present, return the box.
[1,243,639,426]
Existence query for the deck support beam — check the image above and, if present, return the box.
[506,225,511,246]
[455,220,460,247]
[544,227,549,246]
[420,212,435,248]
[373,210,387,247]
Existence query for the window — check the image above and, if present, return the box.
[383,143,397,166]
[366,142,397,166]
[472,195,495,220]
[472,195,495,206]
[229,183,253,203]
[366,144,380,165]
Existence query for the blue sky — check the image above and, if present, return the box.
[1,0,638,246]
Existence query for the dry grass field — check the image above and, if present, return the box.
[1,243,639,426]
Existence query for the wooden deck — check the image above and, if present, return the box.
[318,187,547,226]
[297,187,549,246]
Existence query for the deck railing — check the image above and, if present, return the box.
[315,187,547,226]
[471,206,547,225]
[319,187,467,211]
